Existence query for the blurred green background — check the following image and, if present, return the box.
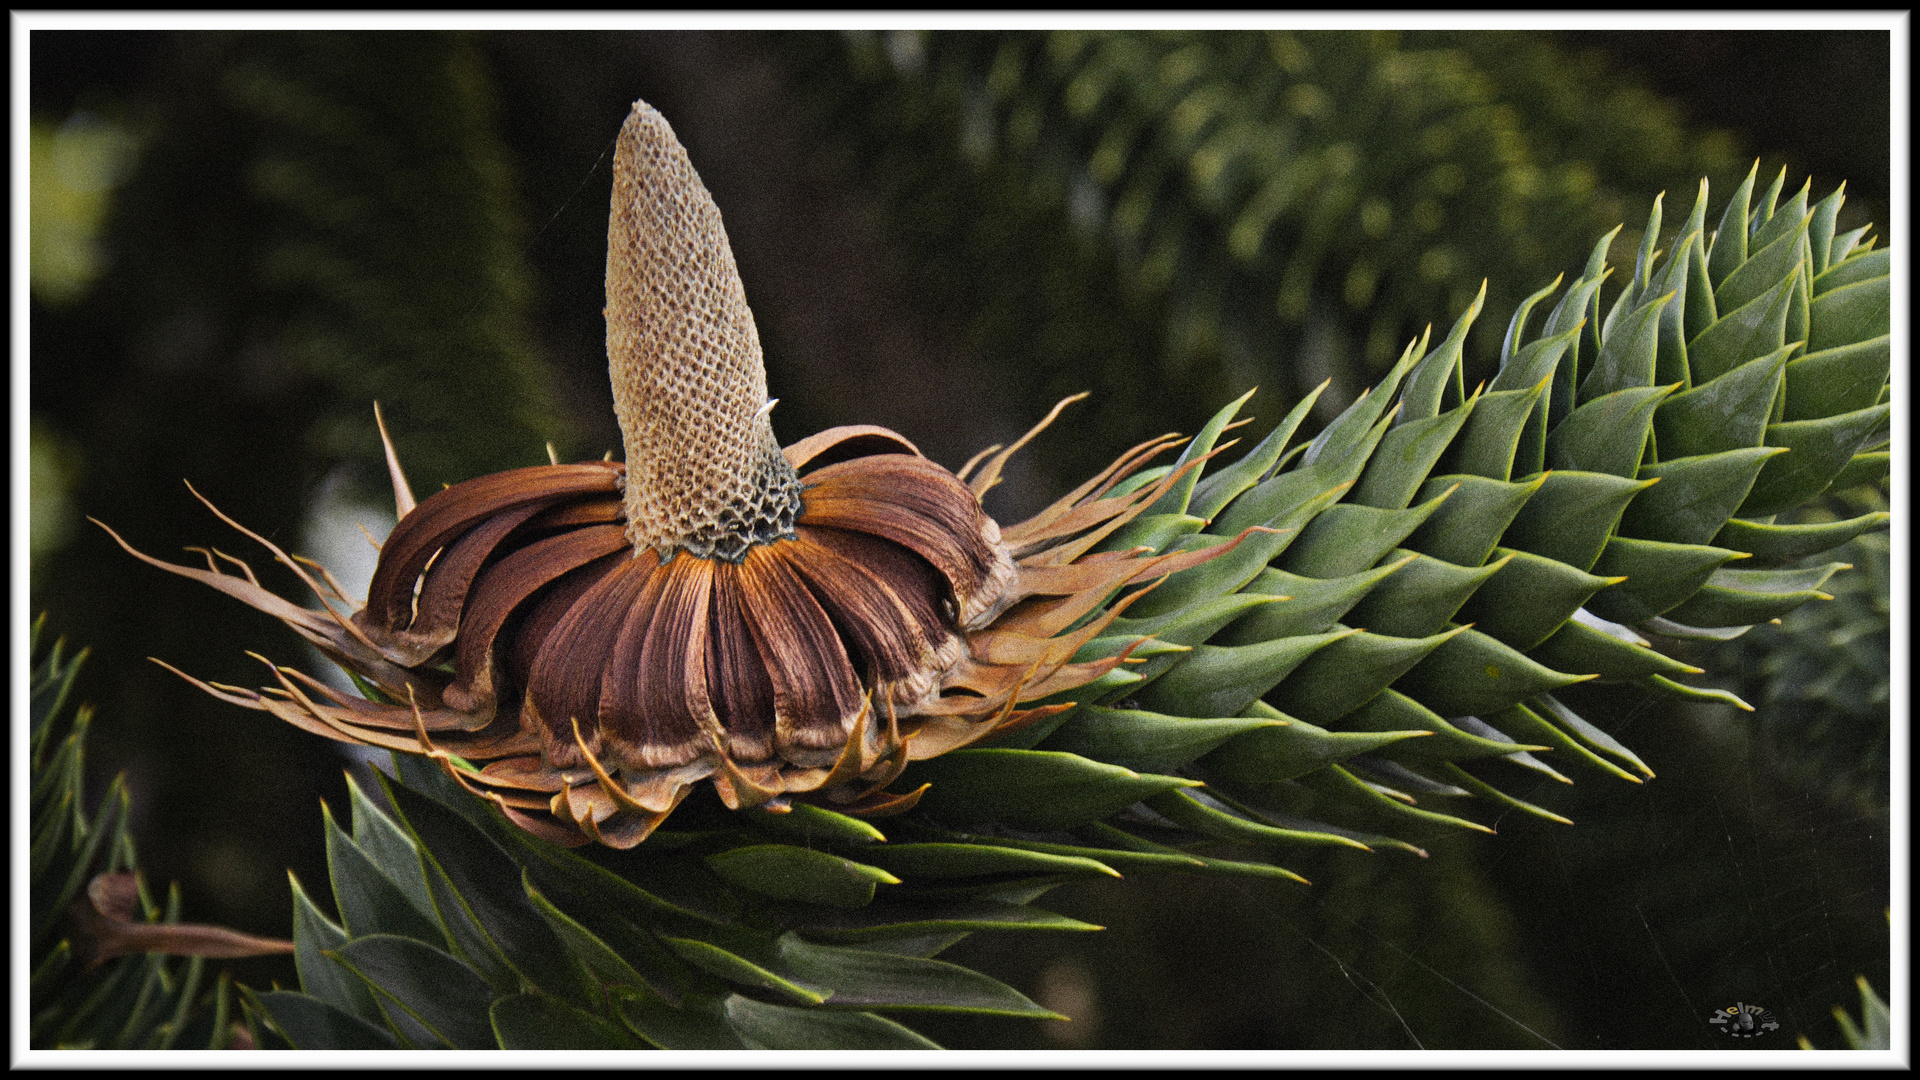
[28,29,1891,1049]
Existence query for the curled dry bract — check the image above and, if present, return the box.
[104,410,1243,848]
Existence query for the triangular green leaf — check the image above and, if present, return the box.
[1782,335,1889,421]
[1267,625,1463,725]
[1500,470,1654,572]
[907,749,1197,831]
[248,990,398,1051]
[1345,549,1507,640]
[1547,384,1675,478]
[1740,403,1890,516]
[1043,705,1282,774]
[1586,536,1747,624]
[1455,546,1620,652]
[702,846,899,910]
[722,994,939,1050]
[776,933,1064,1016]
[288,871,382,1025]
[1279,487,1454,578]
[491,992,646,1049]
[1624,447,1787,546]
[1806,273,1889,353]
[1654,343,1793,458]
[1390,627,1592,717]
[328,934,497,1049]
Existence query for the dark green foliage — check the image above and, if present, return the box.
[251,755,1072,1049]
[974,172,1887,875]
[249,174,1887,1049]
[35,30,1889,1050]
[1704,484,1891,819]
[29,617,248,1050]
[32,30,569,960]
[1812,977,1891,1051]
[767,29,1758,492]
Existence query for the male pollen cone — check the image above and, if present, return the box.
[103,99,1250,848]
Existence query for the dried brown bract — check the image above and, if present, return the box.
[104,100,1244,847]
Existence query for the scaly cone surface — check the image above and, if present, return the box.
[604,101,804,564]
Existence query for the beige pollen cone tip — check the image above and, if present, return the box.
[606,99,802,563]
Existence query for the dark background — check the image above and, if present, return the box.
[28,28,1893,1050]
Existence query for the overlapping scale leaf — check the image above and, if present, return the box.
[1009,171,1887,865]
[252,748,1082,1049]
[246,174,1885,1048]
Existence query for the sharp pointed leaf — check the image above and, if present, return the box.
[1655,342,1793,458]
[1711,510,1888,562]
[1782,335,1889,421]
[1532,695,1653,779]
[1135,629,1355,718]
[377,772,579,997]
[1398,281,1484,420]
[322,803,443,946]
[1351,396,1479,509]
[1740,403,1890,516]
[776,933,1063,1016]
[1104,591,1285,647]
[1130,481,1346,617]
[749,801,887,846]
[1190,383,1330,519]
[1407,473,1544,568]
[723,994,939,1050]
[1097,512,1207,555]
[662,937,829,1005]
[1806,273,1889,353]
[1280,487,1454,578]
[1587,536,1747,624]
[1145,387,1258,517]
[1215,560,1408,644]
[908,749,1196,831]
[1706,162,1759,286]
[343,773,437,924]
[1623,447,1787,545]
[1582,292,1672,403]
[1043,706,1281,774]
[1812,247,1888,295]
[1687,264,1800,385]
[1444,382,1547,482]
[328,934,497,1049]
[1295,763,1494,833]
[1345,549,1506,639]
[1659,562,1850,627]
[702,846,898,910]
[491,992,646,1049]
[1547,384,1675,478]
[1200,701,1430,783]
[1500,470,1653,572]
[1486,703,1642,783]
[1528,617,1701,681]
[1392,627,1591,717]
[1267,626,1463,725]
[1145,788,1360,857]
[853,843,1118,882]
[1715,211,1811,315]
[249,990,398,1050]
[288,872,382,1025]
[1455,546,1619,652]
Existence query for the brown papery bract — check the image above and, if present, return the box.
[105,98,1243,847]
